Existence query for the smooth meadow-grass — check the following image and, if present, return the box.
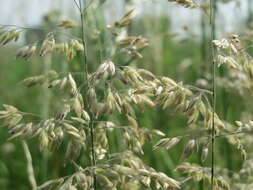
[0,0,253,190]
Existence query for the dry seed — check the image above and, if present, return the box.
[180,139,196,161]
[82,110,90,121]
[201,147,208,162]
[165,137,181,150]
[153,138,170,150]
[68,74,77,91]
[58,19,77,29]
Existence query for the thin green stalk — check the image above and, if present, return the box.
[209,0,217,189]
[90,116,97,176]
[79,1,89,83]
[92,7,104,63]
[76,0,97,189]
[200,0,208,75]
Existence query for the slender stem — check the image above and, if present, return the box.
[215,129,253,138]
[199,7,206,185]
[185,85,213,95]
[19,111,42,118]
[200,0,208,74]
[22,141,37,190]
[77,0,96,189]
[92,6,104,63]
[73,0,81,11]
[122,56,137,66]
[210,0,217,189]
[79,0,89,84]
[90,117,97,189]
[169,128,252,143]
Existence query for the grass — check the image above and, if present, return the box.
[0,0,253,189]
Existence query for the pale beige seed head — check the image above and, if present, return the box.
[107,61,116,76]
[201,147,208,162]
[180,139,196,161]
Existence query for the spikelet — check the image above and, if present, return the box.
[201,147,208,162]
[117,35,149,58]
[0,29,20,46]
[168,0,199,8]
[16,44,37,60]
[180,139,196,160]
[21,75,47,87]
[40,34,55,56]
[108,9,135,29]
[58,19,77,29]
[92,61,116,85]
[21,70,58,87]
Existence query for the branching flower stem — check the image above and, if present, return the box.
[76,0,97,189]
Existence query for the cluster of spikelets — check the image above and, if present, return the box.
[227,120,253,161]
[107,9,149,59]
[15,33,84,61]
[0,24,231,188]
[0,60,230,189]
[36,151,181,190]
[213,34,243,68]
[213,33,253,189]
[117,36,148,58]
[0,21,183,189]
[154,137,209,163]
[0,103,181,189]
[0,28,83,61]
[0,50,228,189]
[213,34,253,97]
[232,154,253,189]
[176,163,230,190]
[0,29,20,45]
